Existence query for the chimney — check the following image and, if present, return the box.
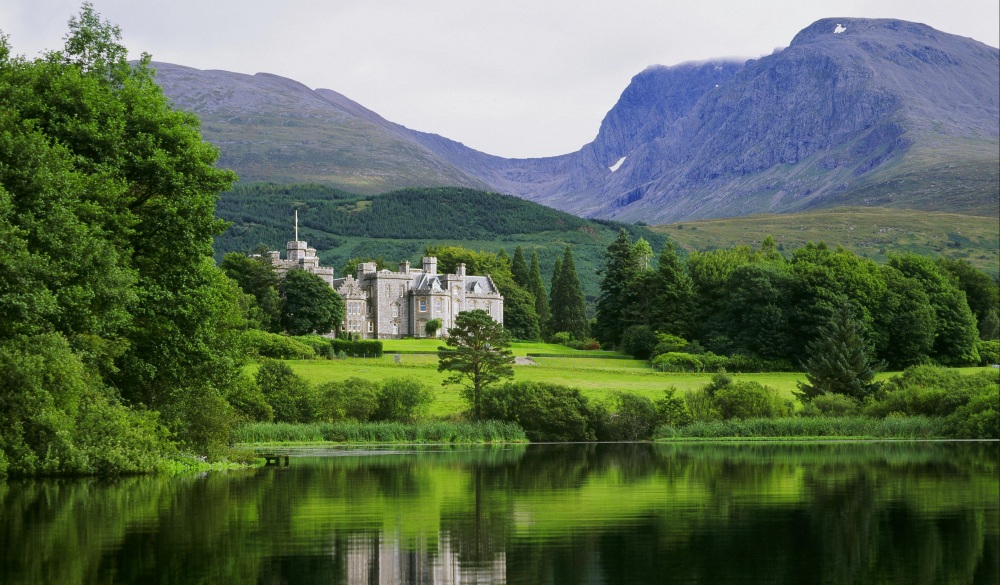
[422,256,437,275]
[456,263,466,277]
[399,260,411,274]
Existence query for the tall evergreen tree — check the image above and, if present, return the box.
[549,247,589,340]
[650,241,695,339]
[594,229,640,346]
[796,303,880,402]
[528,251,550,333]
[511,246,530,289]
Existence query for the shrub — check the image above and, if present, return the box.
[315,377,379,422]
[798,393,860,417]
[655,387,692,427]
[652,352,703,372]
[482,381,597,441]
[373,378,433,423]
[977,340,999,365]
[714,381,792,419]
[619,325,658,359]
[944,388,999,439]
[255,359,315,423]
[598,391,660,440]
[684,388,721,422]
[698,352,729,372]
[651,334,688,358]
[550,332,573,344]
[864,365,997,419]
[243,329,315,359]
[723,353,795,373]
[329,338,383,358]
[292,335,332,357]
[225,374,274,422]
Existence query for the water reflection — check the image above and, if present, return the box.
[1,442,996,584]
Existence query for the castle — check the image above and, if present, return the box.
[268,212,504,338]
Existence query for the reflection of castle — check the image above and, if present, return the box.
[268,212,504,339]
[343,533,505,584]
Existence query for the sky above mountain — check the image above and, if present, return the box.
[4,1,998,158]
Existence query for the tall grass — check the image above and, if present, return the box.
[233,420,527,445]
[655,416,948,440]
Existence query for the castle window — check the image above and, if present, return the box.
[434,298,442,312]
[368,322,373,333]
[485,302,491,316]
[385,284,391,297]
[392,323,399,335]
[392,304,399,317]
[419,299,427,312]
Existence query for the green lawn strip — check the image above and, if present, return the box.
[378,338,625,358]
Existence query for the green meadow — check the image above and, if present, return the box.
[266,341,993,418]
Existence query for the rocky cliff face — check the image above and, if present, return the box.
[154,18,999,222]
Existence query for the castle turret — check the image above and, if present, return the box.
[422,256,437,275]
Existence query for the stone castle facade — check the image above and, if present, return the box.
[268,215,503,338]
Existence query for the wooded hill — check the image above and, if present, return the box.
[656,207,999,277]
[214,184,665,299]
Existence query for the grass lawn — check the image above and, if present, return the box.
[265,341,995,418]
[380,338,620,357]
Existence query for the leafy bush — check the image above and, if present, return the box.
[373,378,433,423]
[656,415,946,439]
[255,359,315,423]
[329,338,383,358]
[651,334,689,358]
[652,352,703,372]
[655,387,692,427]
[481,381,597,441]
[619,325,658,359]
[714,381,792,419]
[315,377,379,422]
[684,388,721,422]
[723,353,795,373]
[944,389,999,439]
[798,393,860,417]
[292,335,332,357]
[597,391,660,440]
[243,329,315,359]
[550,332,573,344]
[232,420,527,444]
[977,340,999,365]
[864,365,996,418]
[225,375,274,422]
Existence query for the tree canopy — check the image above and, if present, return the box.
[438,309,515,420]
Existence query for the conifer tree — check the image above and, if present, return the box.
[528,251,550,332]
[549,247,589,340]
[595,229,640,346]
[651,240,695,339]
[511,246,530,289]
[796,303,880,402]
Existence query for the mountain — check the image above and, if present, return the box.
[155,18,999,223]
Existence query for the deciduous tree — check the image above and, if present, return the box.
[438,309,515,420]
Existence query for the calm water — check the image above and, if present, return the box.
[1,442,997,584]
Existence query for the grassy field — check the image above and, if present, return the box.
[655,207,999,276]
[268,343,994,418]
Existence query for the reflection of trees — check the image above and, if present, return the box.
[0,443,996,584]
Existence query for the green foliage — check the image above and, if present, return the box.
[481,381,597,442]
[438,309,515,419]
[548,247,589,341]
[231,420,527,444]
[976,340,999,365]
[0,334,173,476]
[242,329,315,359]
[314,377,379,422]
[797,303,880,402]
[373,378,433,423]
[594,229,641,346]
[654,387,693,427]
[291,334,332,357]
[619,325,658,360]
[863,366,998,425]
[650,240,695,338]
[651,334,689,357]
[935,257,999,339]
[254,359,314,423]
[329,338,383,357]
[220,252,282,332]
[713,381,791,420]
[597,391,660,441]
[279,269,344,335]
[652,352,704,373]
[797,393,860,417]
[424,318,444,337]
[656,415,946,439]
[528,250,551,332]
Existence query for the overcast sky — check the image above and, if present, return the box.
[3,1,998,158]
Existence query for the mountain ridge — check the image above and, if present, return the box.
[153,17,999,223]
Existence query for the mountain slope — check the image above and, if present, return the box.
[154,18,999,222]
[152,63,489,195]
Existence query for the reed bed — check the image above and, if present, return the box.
[655,416,948,440]
[233,420,527,445]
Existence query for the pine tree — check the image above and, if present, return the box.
[549,247,589,340]
[595,229,640,346]
[796,303,880,402]
[528,250,551,332]
[650,240,695,338]
[511,246,530,289]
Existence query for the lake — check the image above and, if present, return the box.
[1,442,997,584]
